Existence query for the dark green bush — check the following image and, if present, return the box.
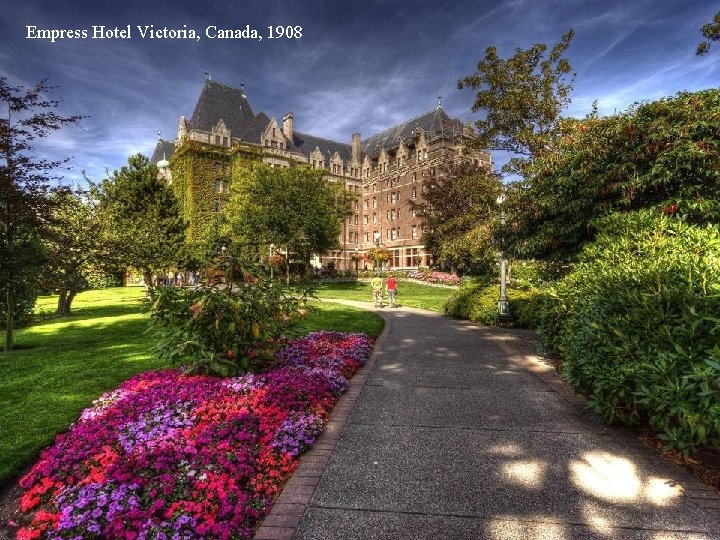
[550,211,720,455]
[0,282,38,329]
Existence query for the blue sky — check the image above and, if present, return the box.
[1,0,718,184]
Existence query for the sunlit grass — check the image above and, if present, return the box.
[313,281,454,312]
[0,286,383,486]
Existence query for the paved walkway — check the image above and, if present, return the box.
[256,303,720,540]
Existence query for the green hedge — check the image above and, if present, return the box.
[546,211,720,455]
[444,282,547,328]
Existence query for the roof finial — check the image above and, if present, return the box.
[240,81,246,98]
[437,96,442,109]
[204,69,211,82]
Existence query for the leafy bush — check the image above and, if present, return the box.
[444,282,544,327]
[148,276,314,377]
[549,211,720,455]
[85,268,123,289]
[0,281,38,329]
[510,260,567,290]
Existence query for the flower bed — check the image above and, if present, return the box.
[16,331,374,540]
[406,270,460,286]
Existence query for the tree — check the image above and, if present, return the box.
[93,154,186,289]
[223,164,353,283]
[503,89,720,260]
[411,161,502,274]
[458,30,575,176]
[697,11,720,56]
[40,188,98,315]
[0,78,82,352]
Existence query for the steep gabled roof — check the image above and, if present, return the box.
[290,131,352,162]
[188,81,255,136]
[151,139,176,163]
[238,112,271,144]
[362,108,463,158]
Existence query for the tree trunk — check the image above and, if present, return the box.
[142,268,154,294]
[56,289,77,316]
[57,289,68,315]
[65,290,77,315]
[5,285,13,353]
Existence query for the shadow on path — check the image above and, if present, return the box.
[270,303,720,540]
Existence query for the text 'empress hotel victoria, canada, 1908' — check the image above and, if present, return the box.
[152,79,491,271]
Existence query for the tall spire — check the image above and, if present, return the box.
[437,96,442,110]
[204,69,211,82]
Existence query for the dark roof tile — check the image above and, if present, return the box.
[188,81,255,136]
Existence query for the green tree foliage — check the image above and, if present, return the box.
[458,30,575,176]
[0,78,82,351]
[40,188,98,314]
[504,89,720,260]
[93,154,186,289]
[544,211,720,455]
[411,161,502,274]
[223,164,353,277]
[697,11,720,56]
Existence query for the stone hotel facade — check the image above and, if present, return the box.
[152,80,491,271]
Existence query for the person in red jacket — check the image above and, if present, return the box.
[385,273,398,308]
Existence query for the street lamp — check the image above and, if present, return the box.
[496,194,511,320]
[269,243,276,279]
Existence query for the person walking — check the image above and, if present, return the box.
[370,275,384,307]
[386,273,398,308]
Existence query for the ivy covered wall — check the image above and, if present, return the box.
[169,141,266,248]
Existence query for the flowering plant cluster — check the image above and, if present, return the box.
[16,331,374,540]
[406,270,461,286]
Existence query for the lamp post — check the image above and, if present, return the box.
[269,243,275,280]
[496,194,511,320]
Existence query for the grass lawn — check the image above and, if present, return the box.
[0,286,382,486]
[314,280,455,312]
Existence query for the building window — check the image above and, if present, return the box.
[412,225,417,238]
[364,215,369,225]
[373,213,378,224]
[364,232,369,242]
[386,229,391,239]
[214,200,221,213]
[386,193,390,204]
[354,215,358,225]
[364,199,369,209]
[272,128,276,137]
[412,172,416,182]
[372,197,377,208]
[412,187,417,199]
[412,208,417,217]
[391,228,397,240]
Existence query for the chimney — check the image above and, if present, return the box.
[352,132,361,162]
[283,112,294,142]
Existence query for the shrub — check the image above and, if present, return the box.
[147,276,314,377]
[85,268,123,289]
[510,288,550,329]
[551,211,720,455]
[0,279,38,329]
[444,282,544,327]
